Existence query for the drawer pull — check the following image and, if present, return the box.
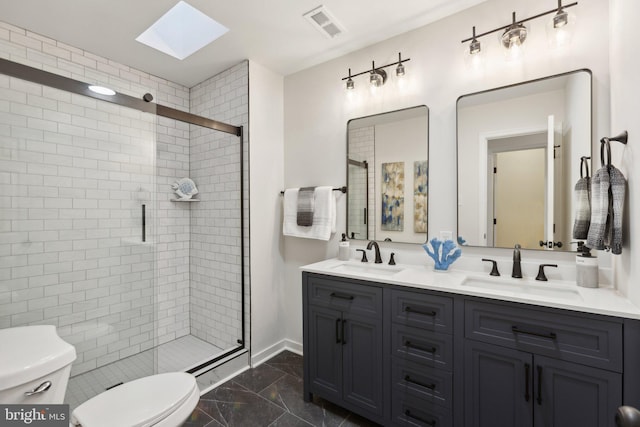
[404,340,437,354]
[512,326,557,340]
[537,365,543,405]
[330,292,354,300]
[404,375,436,390]
[405,410,436,426]
[524,363,530,402]
[405,306,437,317]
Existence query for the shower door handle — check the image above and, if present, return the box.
[142,204,146,242]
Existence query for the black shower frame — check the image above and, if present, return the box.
[0,57,248,375]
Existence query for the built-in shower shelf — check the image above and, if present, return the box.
[170,198,200,202]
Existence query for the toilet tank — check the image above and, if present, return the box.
[0,325,77,404]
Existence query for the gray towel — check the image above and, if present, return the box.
[586,167,609,250]
[297,187,315,226]
[608,166,626,254]
[572,176,591,239]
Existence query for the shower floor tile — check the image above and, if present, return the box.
[66,335,222,411]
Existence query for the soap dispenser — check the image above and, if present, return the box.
[338,233,350,261]
[576,242,598,288]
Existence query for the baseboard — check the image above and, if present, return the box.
[251,339,303,367]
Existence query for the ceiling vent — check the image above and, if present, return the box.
[303,5,345,39]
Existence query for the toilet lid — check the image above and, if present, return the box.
[71,372,197,427]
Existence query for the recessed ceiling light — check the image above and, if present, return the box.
[88,85,116,96]
[135,1,229,60]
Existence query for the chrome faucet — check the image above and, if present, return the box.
[366,241,383,264]
[512,244,522,278]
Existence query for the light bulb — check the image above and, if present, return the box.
[546,9,576,49]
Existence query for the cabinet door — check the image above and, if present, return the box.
[533,355,622,427]
[464,340,533,427]
[342,311,384,417]
[307,304,343,401]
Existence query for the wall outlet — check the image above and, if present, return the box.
[440,231,453,241]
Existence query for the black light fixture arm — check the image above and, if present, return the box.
[341,54,411,81]
[461,2,578,44]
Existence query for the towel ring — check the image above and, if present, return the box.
[600,138,612,167]
[580,156,590,178]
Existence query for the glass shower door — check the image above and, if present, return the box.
[0,74,159,409]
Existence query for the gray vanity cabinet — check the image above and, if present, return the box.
[464,299,623,427]
[303,272,639,427]
[303,273,385,422]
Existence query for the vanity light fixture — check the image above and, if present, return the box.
[341,52,410,90]
[346,69,355,90]
[369,61,387,87]
[461,1,578,59]
[395,53,405,76]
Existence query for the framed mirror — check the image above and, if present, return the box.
[347,105,429,244]
[457,69,592,251]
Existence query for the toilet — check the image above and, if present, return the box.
[0,325,200,427]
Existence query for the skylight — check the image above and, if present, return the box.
[135,1,229,60]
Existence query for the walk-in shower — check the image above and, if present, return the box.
[0,57,248,410]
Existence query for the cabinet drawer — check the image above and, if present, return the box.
[390,289,453,334]
[307,274,382,316]
[391,324,453,370]
[391,394,452,427]
[391,359,453,409]
[465,300,623,372]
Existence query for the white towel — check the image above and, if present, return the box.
[283,186,336,240]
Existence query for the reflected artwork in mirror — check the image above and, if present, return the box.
[347,105,429,244]
[457,69,592,252]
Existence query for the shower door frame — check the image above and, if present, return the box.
[0,57,248,375]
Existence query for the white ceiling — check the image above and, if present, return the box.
[0,0,485,88]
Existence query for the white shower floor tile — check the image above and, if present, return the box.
[65,335,222,411]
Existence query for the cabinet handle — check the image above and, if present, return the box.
[404,410,436,426]
[537,365,543,405]
[341,319,347,345]
[524,363,530,402]
[404,340,437,354]
[335,318,341,344]
[404,375,436,390]
[511,326,557,340]
[405,306,437,317]
[330,292,354,300]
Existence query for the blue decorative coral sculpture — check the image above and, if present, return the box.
[423,238,462,271]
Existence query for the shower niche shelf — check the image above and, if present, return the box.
[170,198,200,202]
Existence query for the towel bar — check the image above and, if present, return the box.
[280,186,347,195]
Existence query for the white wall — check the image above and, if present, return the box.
[374,116,428,243]
[610,0,640,305]
[248,61,286,363]
[283,0,612,349]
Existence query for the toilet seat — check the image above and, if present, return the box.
[71,372,198,427]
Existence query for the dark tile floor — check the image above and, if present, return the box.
[182,351,381,427]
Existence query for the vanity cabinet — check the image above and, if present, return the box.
[388,289,455,426]
[302,271,640,427]
[464,300,623,427]
[303,274,385,421]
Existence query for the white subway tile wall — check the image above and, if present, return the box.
[0,20,249,377]
[189,61,249,350]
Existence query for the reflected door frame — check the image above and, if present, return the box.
[477,126,548,247]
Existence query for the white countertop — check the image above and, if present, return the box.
[301,258,640,320]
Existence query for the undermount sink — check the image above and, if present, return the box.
[329,262,404,277]
[462,276,582,301]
